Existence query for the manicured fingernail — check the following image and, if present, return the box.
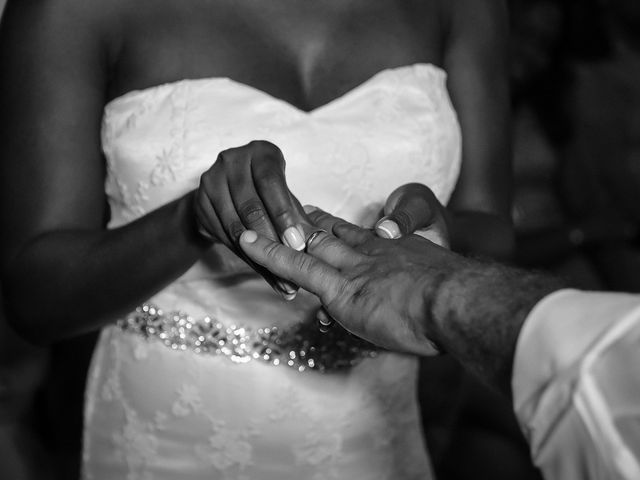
[277,281,298,301]
[316,309,334,326]
[276,280,298,296]
[283,225,305,251]
[375,218,401,239]
[317,309,335,333]
[240,230,258,244]
[303,205,319,214]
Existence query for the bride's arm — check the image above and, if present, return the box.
[376,1,512,259]
[442,0,514,260]
[0,1,303,344]
[0,1,214,343]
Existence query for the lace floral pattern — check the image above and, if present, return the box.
[112,409,160,480]
[195,419,257,475]
[101,64,460,229]
[84,64,458,479]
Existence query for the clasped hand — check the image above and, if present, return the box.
[193,140,308,297]
[239,208,459,356]
[193,140,451,311]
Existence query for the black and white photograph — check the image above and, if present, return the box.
[0,1,638,479]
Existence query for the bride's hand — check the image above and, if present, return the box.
[193,140,309,297]
[374,183,450,248]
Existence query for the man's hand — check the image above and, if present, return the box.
[242,208,563,394]
[240,209,461,356]
[311,183,449,329]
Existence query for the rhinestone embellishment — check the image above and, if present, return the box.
[118,304,379,372]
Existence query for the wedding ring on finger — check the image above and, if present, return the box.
[304,229,327,253]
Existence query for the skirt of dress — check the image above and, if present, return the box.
[82,321,433,480]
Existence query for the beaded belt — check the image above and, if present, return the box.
[117,304,379,372]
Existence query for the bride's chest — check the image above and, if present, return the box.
[108,0,443,109]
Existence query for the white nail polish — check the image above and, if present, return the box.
[316,309,334,326]
[376,219,401,239]
[275,281,297,300]
[240,230,258,244]
[283,225,305,251]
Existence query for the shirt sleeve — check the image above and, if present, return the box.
[512,289,640,480]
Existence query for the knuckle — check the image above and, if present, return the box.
[237,199,268,226]
[249,140,285,167]
[218,147,249,169]
[406,182,434,198]
[263,241,283,261]
[270,204,294,226]
[216,149,234,165]
[295,253,316,275]
[331,221,352,236]
[392,183,435,213]
[257,168,285,188]
[199,170,214,188]
[249,140,280,157]
[211,151,225,166]
[248,139,276,151]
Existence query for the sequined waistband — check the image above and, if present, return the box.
[117,304,379,372]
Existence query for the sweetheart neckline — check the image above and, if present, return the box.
[104,63,446,116]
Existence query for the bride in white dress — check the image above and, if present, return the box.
[0,0,512,479]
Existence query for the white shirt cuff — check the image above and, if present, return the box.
[512,289,640,480]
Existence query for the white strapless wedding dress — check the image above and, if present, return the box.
[82,64,461,480]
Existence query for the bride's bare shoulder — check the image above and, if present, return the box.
[1,0,120,25]
[0,0,138,86]
[0,0,123,51]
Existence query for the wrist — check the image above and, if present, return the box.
[182,191,216,248]
[418,263,460,354]
[425,254,488,354]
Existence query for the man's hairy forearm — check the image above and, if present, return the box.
[429,260,563,396]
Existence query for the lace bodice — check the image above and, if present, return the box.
[103,64,460,228]
[83,64,461,480]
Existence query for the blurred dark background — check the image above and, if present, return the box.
[423,1,640,479]
[1,0,639,479]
